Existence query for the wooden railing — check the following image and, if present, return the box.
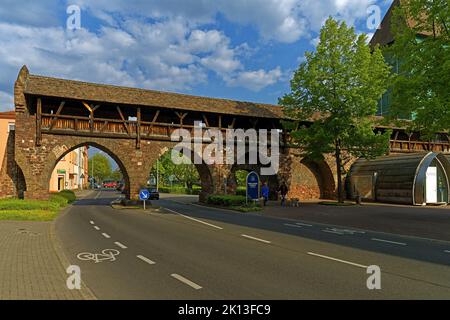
[390,139,450,153]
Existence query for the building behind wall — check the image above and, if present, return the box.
[49,146,89,192]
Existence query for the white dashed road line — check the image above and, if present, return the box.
[94,226,100,230]
[241,234,271,244]
[164,208,223,230]
[322,229,344,235]
[95,191,101,199]
[296,222,313,227]
[307,252,368,269]
[284,223,304,229]
[137,255,156,265]
[102,233,111,239]
[444,250,450,254]
[90,221,95,225]
[371,238,407,246]
[115,242,127,249]
[171,273,202,290]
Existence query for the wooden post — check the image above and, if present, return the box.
[49,101,65,130]
[136,107,141,149]
[36,98,42,146]
[116,106,129,134]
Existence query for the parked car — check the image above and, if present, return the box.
[103,181,118,188]
[148,188,160,200]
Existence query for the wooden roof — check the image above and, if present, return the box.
[22,71,286,119]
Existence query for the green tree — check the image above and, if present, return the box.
[280,17,391,202]
[150,152,199,190]
[387,0,450,136]
[110,168,123,181]
[88,153,112,183]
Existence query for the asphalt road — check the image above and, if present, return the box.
[56,190,450,299]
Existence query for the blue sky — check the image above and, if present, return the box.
[0,0,393,111]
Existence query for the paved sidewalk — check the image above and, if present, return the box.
[0,193,96,299]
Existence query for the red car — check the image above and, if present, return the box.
[103,181,118,188]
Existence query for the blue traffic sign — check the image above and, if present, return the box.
[139,189,150,201]
[246,171,260,200]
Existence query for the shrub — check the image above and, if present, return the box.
[58,190,76,203]
[207,195,247,207]
[236,187,246,196]
[50,194,69,207]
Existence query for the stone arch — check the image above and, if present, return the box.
[148,146,214,202]
[46,141,131,198]
[287,157,336,200]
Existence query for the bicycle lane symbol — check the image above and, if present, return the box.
[77,249,120,263]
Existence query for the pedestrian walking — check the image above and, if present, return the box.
[261,182,269,206]
[279,182,288,207]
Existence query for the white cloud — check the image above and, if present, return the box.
[227,67,283,91]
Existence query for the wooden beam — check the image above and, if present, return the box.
[81,101,92,113]
[36,98,42,146]
[116,106,129,134]
[202,114,210,127]
[175,111,188,127]
[250,118,258,129]
[218,115,222,129]
[229,117,236,129]
[49,101,65,130]
[136,107,141,149]
[92,105,101,112]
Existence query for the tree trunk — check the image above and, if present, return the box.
[335,139,344,203]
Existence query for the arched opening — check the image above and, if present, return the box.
[288,158,336,200]
[48,142,130,198]
[228,165,279,200]
[148,148,213,202]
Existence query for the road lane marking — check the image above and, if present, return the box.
[171,274,202,290]
[102,233,111,239]
[241,234,271,244]
[164,208,223,230]
[94,226,100,230]
[284,223,303,228]
[371,238,407,246]
[296,222,312,227]
[307,252,368,269]
[322,229,344,235]
[90,221,95,225]
[444,250,450,254]
[137,255,156,265]
[114,242,127,249]
[95,191,101,199]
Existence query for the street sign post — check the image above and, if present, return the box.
[139,188,150,210]
[246,171,260,205]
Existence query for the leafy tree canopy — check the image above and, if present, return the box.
[280,17,391,202]
[387,0,450,136]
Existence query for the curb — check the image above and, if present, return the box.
[50,198,97,300]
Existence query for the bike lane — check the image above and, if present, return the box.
[55,191,213,299]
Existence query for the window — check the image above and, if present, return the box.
[7,122,15,132]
